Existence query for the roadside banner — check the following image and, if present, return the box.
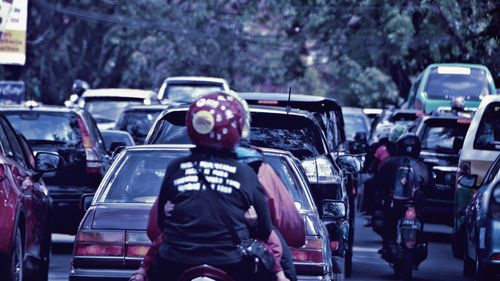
[0,80,25,104]
[0,0,27,65]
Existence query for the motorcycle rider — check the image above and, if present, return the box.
[131,92,303,281]
[136,93,292,280]
[373,133,431,257]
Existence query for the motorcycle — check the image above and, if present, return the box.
[380,200,428,280]
[177,264,235,281]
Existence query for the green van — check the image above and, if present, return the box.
[402,63,497,113]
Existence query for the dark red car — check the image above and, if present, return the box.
[0,111,60,281]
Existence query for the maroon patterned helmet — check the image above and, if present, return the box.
[186,92,245,151]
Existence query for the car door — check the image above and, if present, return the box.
[0,116,38,254]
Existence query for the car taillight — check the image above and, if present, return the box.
[489,184,500,220]
[301,157,342,184]
[77,116,102,173]
[74,230,125,257]
[405,207,417,220]
[291,238,324,264]
[126,231,150,257]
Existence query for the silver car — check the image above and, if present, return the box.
[462,154,500,280]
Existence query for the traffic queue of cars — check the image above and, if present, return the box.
[0,64,498,281]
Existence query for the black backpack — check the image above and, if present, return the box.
[392,158,419,200]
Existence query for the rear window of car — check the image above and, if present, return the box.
[264,155,313,211]
[164,84,223,103]
[474,102,500,151]
[421,119,470,153]
[120,110,161,140]
[98,150,188,204]
[152,110,326,159]
[5,111,82,146]
[425,67,491,100]
[84,97,144,123]
[343,113,369,140]
[97,149,313,211]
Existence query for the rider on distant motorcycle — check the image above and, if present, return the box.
[373,133,431,255]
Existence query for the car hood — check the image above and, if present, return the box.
[91,204,151,230]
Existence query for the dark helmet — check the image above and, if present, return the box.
[396,133,421,157]
[451,96,465,112]
[186,92,245,151]
[71,79,90,96]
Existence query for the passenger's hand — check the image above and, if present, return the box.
[275,271,290,281]
[164,200,175,217]
[129,267,147,281]
[244,205,257,226]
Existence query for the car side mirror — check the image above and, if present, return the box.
[457,175,477,189]
[453,136,464,152]
[109,142,126,153]
[322,200,346,220]
[80,193,94,212]
[335,155,362,174]
[35,152,60,173]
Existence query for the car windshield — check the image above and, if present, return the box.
[84,98,144,123]
[474,102,500,151]
[98,150,188,204]
[164,85,223,103]
[5,112,82,146]
[343,113,369,140]
[425,67,491,100]
[421,120,470,153]
[264,155,313,211]
[121,111,161,142]
[152,110,325,159]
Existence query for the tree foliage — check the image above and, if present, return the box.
[0,0,498,106]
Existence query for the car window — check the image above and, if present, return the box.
[343,113,369,140]
[425,67,491,100]
[264,155,313,211]
[473,102,500,151]
[122,111,161,141]
[5,112,83,147]
[482,156,500,186]
[164,85,223,103]
[421,120,470,153]
[152,110,327,159]
[0,117,27,168]
[84,97,144,122]
[0,118,14,158]
[17,134,35,169]
[98,150,187,204]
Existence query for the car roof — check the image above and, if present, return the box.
[342,107,365,114]
[126,143,296,158]
[161,103,316,120]
[0,103,84,114]
[426,63,492,71]
[164,76,228,84]
[122,105,167,112]
[81,89,156,99]
[238,92,341,112]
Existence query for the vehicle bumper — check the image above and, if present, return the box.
[69,268,134,281]
[48,185,96,234]
[478,219,500,271]
[297,274,332,281]
[425,198,453,225]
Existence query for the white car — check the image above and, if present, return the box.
[74,88,159,130]
[157,76,230,103]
